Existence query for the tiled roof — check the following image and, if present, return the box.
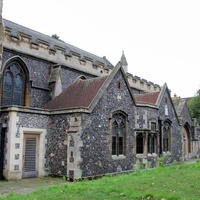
[43,76,108,110]
[134,91,160,105]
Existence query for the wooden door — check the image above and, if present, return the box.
[22,134,39,178]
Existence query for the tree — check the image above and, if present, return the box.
[51,34,63,42]
[188,90,200,124]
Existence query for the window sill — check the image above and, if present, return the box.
[136,154,146,159]
[112,155,126,160]
[147,153,158,157]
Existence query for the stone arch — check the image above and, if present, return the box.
[75,75,87,81]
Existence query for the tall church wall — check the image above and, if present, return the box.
[79,70,135,178]
[2,50,100,108]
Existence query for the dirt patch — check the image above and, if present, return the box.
[0,176,69,197]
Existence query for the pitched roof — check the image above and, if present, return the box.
[134,91,160,105]
[3,19,113,69]
[43,76,108,110]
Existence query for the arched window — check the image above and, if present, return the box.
[163,120,172,152]
[2,61,25,106]
[111,112,127,156]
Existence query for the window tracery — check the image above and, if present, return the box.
[2,61,25,106]
[111,112,127,156]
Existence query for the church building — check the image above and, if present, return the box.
[0,1,199,180]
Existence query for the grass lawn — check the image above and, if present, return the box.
[1,161,200,200]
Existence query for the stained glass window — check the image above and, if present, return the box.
[2,62,25,106]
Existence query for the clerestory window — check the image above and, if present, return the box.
[2,61,25,107]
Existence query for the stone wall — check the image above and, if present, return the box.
[158,91,182,162]
[0,0,3,74]
[45,114,70,176]
[135,106,158,130]
[180,102,192,126]
[80,69,135,177]
[61,67,94,91]
[0,112,9,171]
[18,112,49,129]
[134,106,159,167]
[17,111,70,177]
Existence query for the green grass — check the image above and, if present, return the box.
[1,162,200,200]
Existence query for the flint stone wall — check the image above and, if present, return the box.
[181,103,193,126]
[45,114,70,176]
[80,70,135,177]
[17,112,71,176]
[135,106,158,129]
[158,91,182,162]
[61,67,94,91]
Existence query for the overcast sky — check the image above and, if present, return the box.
[2,0,200,97]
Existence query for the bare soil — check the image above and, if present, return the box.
[0,176,69,197]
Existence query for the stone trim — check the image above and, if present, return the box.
[67,116,83,180]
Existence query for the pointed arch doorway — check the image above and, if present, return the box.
[183,124,191,160]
